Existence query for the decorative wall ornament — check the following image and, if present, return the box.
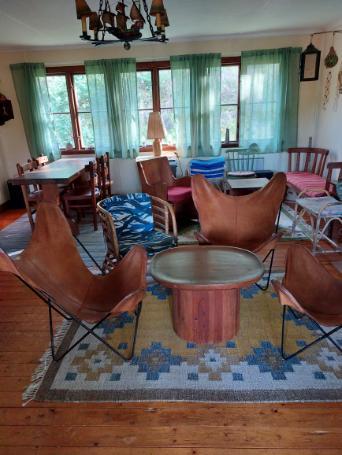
[338,68,342,95]
[300,29,342,82]
[322,71,332,110]
[0,93,14,126]
[300,39,321,81]
[324,46,338,68]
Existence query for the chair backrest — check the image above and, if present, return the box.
[226,149,256,172]
[137,157,174,188]
[325,161,342,199]
[283,245,342,319]
[1,202,93,314]
[16,160,39,193]
[98,193,154,238]
[189,156,225,179]
[34,155,49,168]
[191,172,287,251]
[287,148,329,176]
[96,152,111,193]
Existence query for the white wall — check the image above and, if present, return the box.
[0,33,321,203]
[314,27,342,165]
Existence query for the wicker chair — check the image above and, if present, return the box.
[98,192,177,272]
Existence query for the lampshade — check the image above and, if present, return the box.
[75,0,92,19]
[149,0,166,16]
[147,112,165,139]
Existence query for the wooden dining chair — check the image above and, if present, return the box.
[96,152,112,198]
[0,202,147,362]
[62,161,100,231]
[16,160,42,231]
[33,155,49,168]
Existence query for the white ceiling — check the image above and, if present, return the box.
[0,0,341,49]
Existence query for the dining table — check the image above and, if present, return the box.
[8,157,93,203]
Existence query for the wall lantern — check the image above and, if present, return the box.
[300,39,321,82]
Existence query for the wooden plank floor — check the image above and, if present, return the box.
[0,214,341,452]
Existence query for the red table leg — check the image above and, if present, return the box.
[171,288,240,344]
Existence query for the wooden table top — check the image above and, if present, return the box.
[151,245,264,290]
[8,158,92,185]
[226,177,269,190]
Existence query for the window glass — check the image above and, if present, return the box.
[221,65,240,143]
[137,71,153,145]
[74,74,95,148]
[47,75,74,148]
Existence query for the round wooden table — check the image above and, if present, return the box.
[151,245,264,344]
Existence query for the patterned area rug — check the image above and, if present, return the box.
[25,280,342,403]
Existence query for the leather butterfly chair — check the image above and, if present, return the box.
[137,157,195,220]
[191,172,287,290]
[272,245,342,360]
[0,202,147,362]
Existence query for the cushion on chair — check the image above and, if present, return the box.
[119,230,176,257]
[189,156,225,180]
[99,193,154,237]
[167,186,192,204]
[286,172,327,197]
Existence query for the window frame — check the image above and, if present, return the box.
[47,58,241,155]
[46,66,95,155]
[221,56,241,149]
[137,57,241,152]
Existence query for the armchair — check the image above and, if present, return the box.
[0,202,147,362]
[137,157,194,219]
[98,192,177,271]
[191,172,287,290]
[272,245,342,360]
[286,147,329,197]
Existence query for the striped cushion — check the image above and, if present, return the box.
[189,157,225,180]
[286,172,327,197]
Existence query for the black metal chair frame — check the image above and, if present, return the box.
[17,276,142,362]
[255,202,282,291]
[281,305,342,361]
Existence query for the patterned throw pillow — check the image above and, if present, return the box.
[100,193,154,236]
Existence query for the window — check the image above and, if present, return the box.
[47,59,240,154]
[137,61,176,151]
[137,58,241,151]
[221,58,240,146]
[46,67,95,153]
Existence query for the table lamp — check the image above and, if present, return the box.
[147,111,165,157]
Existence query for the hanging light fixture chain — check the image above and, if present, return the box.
[142,0,155,37]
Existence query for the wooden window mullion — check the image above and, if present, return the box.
[152,68,161,112]
[66,73,82,150]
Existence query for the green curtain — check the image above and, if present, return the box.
[171,53,221,158]
[240,47,301,153]
[10,63,59,160]
[85,58,139,158]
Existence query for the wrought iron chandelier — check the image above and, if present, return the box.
[75,0,169,50]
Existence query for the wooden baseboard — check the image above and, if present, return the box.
[0,200,10,213]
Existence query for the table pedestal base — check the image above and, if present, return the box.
[171,288,240,344]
